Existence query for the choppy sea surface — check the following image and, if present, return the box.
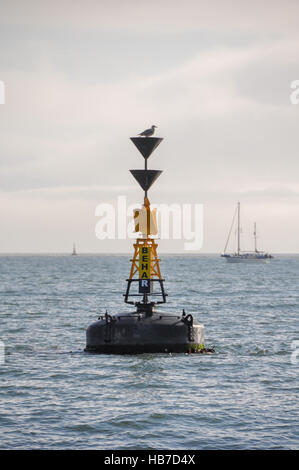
[0,254,298,449]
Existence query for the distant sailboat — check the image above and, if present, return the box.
[221,202,273,263]
[71,243,77,256]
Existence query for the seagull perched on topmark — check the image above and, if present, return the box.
[138,125,157,137]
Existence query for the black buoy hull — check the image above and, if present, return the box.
[85,311,204,354]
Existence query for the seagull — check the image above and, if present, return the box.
[138,125,157,137]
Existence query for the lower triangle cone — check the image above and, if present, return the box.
[130,169,162,191]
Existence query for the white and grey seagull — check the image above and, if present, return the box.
[138,125,157,137]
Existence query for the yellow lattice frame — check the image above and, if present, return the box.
[129,238,162,280]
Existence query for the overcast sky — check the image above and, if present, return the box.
[0,0,298,253]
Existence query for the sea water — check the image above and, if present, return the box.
[0,254,298,449]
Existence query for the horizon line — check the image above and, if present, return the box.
[0,252,298,255]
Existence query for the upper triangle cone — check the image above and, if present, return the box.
[130,137,163,159]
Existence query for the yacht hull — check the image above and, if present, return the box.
[225,257,270,263]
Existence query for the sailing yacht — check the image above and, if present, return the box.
[221,202,273,263]
[71,243,77,256]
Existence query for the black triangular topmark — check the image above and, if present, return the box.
[130,137,163,159]
[129,170,162,191]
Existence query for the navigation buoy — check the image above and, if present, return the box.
[85,133,206,354]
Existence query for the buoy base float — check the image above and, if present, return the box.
[85,310,204,354]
